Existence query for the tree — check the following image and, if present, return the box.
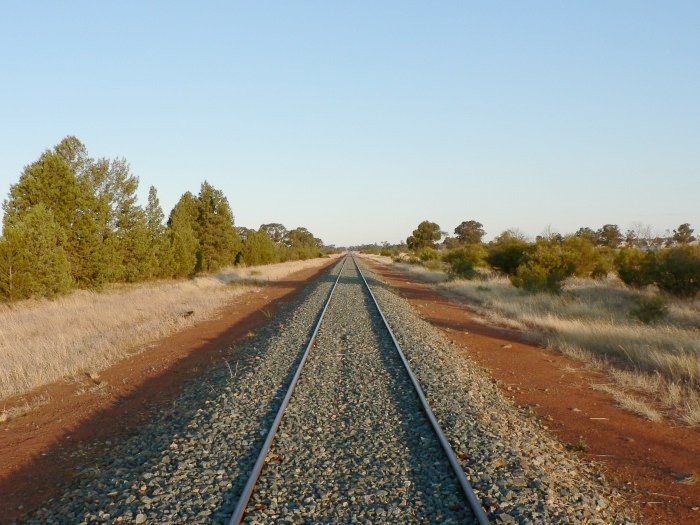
[672,223,696,245]
[168,192,200,277]
[2,148,104,287]
[454,220,485,244]
[195,182,241,271]
[259,223,288,244]
[407,221,441,251]
[145,186,173,278]
[597,224,622,248]
[284,227,322,259]
[0,204,73,301]
[574,227,598,244]
[241,230,278,266]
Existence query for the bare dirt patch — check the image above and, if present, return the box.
[0,259,335,524]
[362,256,700,525]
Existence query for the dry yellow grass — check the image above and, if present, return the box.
[0,257,337,402]
[439,276,700,425]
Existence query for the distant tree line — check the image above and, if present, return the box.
[378,218,699,298]
[0,136,326,302]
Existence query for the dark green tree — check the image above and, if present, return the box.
[574,227,598,244]
[454,220,485,244]
[195,182,241,271]
[259,223,288,244]
[284,227,322,259]
[145,186,174,278]
[672,223,696,245]
[168,192,200,277]
[2,148,104,287]
[0,204,73,301]
[597,224,623,248]
[407,221,441,251]
[241,230,278,265]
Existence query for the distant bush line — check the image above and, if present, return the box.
[0,136,333,302]
[359,219,699,299]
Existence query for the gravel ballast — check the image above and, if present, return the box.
[242,259,474,523]
[18,255,634,524]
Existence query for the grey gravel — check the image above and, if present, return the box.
[242,260,474,523]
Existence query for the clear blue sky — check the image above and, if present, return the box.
[1,1,698,246]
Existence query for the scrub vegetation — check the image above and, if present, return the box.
[362,219,700,425]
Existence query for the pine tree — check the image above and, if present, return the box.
[146,186,174,278]
[0,204,72,301]
[195,182,241,271]
[2,149,104,287]
[168,192,200,277]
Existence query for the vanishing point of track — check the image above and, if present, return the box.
[229,255,490,524]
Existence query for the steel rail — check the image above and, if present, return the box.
[228,255,348,525]
[352,255,491,525]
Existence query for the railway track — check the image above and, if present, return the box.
[229,255,489,524]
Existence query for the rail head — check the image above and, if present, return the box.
[351,254,490,525]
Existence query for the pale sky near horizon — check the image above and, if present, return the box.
[1,2,698,246]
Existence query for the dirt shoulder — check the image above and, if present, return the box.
[0,259,336,524]
[361,256,700,525]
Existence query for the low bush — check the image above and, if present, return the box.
[418,248,440,261]
[655,246,700,298]
[487,241,531,275]
[423,259,444,271]
[615,249,656,288]
[629,295,668,324]
[510,242,576,293]
[442,248,477,279]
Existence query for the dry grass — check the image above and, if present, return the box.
[439,276,700,425]
[361,254,448,283]
[0,257,337,402]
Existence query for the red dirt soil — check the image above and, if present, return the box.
[362,256,700,525]
[0,260,336,524]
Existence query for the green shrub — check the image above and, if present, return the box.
[654,246,700,298]
[512,262,567,293]
[418,248,440,261]
[487,241,531,275]
[561,236,611,277]
[423,259,444,271]
[629,296,668,324]
[510,242,576,293]
[590,265,608,279]
[442,248,478,279]
[615,249,656,288]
